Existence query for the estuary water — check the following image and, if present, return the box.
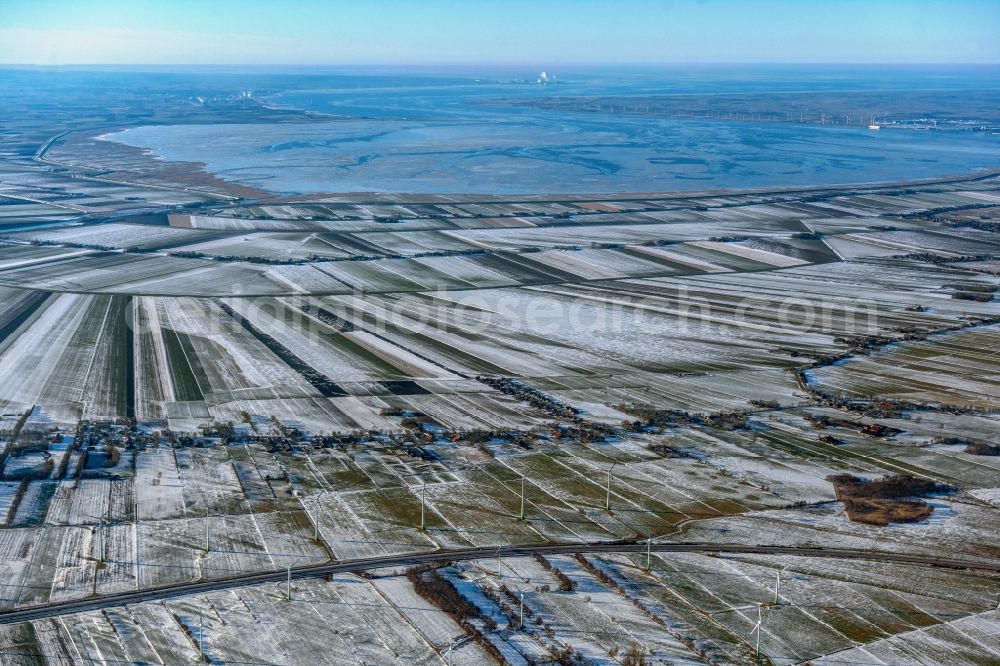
[108,66,1000,195]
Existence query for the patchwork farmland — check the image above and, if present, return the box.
[0,173,998,664]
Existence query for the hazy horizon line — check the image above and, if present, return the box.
[2,61,998,69]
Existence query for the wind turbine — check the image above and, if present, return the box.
[420,479,426,530]
[606,462,619,511]
[519,474,526,521]
[749,603,765,660]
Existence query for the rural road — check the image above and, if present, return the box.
[1,541,997,625]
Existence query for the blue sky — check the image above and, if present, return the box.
[0,0,997,65]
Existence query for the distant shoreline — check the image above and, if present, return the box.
[72,123,1000,204]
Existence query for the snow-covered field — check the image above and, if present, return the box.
[0,178,998,663]
[1,551,994,665]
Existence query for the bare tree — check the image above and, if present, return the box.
[622,642,649,666]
